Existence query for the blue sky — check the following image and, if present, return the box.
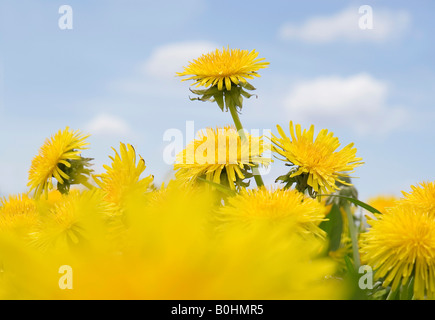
[0,0,434,202]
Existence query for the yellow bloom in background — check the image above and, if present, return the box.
[218,187,327,237]
[93,142,154,207]
[366,195,399,216]
[27,127,90,199]
[177,47,269,91]
[401,181,435,216]
[174,126,270,190]
[360,202,435,299]
[272,121,363,195]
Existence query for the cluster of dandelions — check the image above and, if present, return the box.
[0,47,433,300]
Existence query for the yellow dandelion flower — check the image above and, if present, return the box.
[27,127,90,199]
[360,203,435,299]
[174,126,270,190]
[0,194,38,236]
[177,47,269,91]
[401,181,435,216]
[366,195,399,216]
[217,187,327,237]
[29,189,108,253]
[272,121,363,195]
[93,142,154,207]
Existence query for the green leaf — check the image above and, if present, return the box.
[197,177,236,196]
[320,203,343,252]
[344,255,357,277]
[399,276,415,300]
[319,194,381,214]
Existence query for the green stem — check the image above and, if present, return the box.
[228,103,264,188]
[344,202,361,269]
[82,180,94,190]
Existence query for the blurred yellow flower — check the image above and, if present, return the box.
[174,126,269,190]
[177,47,269,91]
[29,189,108,254]
[27,127,90,199]
[0,194,38,236]
[367,195,399,215]
[272,121,363,195]
[218,187,327,237]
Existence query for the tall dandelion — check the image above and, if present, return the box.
[27,127,92,199]
[177,47,269,187]
[272,121,363,196]
[177,47,269,92]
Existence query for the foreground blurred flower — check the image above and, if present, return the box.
[93,142,154,208]
[360,199,435,299]
[272,121,363,196]
[217,187,327,237]
[0,194,38,236]
[174,126,270,190]
[29,189,109,254]
[27,127,92,199]
[177,47,269,91]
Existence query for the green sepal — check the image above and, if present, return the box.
[240,81,256,91]
[57,156,94,194]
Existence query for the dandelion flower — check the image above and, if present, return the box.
[401,181,435,216]
[29,190,108,253]
[177,47,269,91]
[272,121,363,195]
[360,203,435,299]
[0,194,38,235]
[366,195,399,216]
[27,127,90,199]
[218,187,327,237]
[174,126,269,190]
[93,142,154,207]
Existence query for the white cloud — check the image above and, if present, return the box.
[142,41,219,80]
[85,114,132,136]
[279,7,410,43]
[283,73,407,135]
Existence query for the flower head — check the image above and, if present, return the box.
[93,142,154,207]
[174,126,270,190]
[27,127,91,199]
[401,181,435,216]
[218,187,327,237]
[0,194,38,235]
[177,47,269,91]
[367,195,399,215]
[360,201,435,299]
[272,121,363,195]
